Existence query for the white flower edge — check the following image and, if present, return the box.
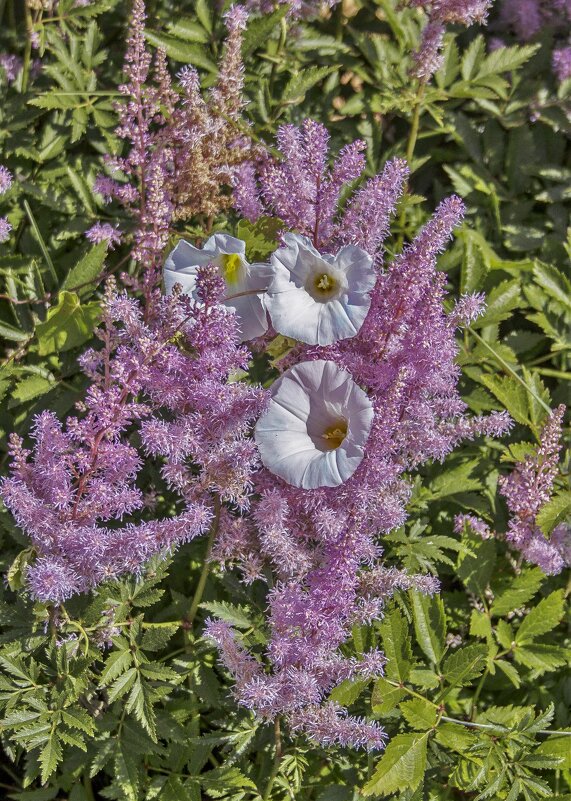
[255,359,374,489]
[163,233,272,341]
[264,233,376,346]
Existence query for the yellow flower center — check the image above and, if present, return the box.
[220,253,243,286]
[313,272,337,298]
[321,418,348,450]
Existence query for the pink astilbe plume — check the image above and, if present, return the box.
[234,119,409,260]
[0,164,12,243]
[243,0,339,19]
[95,1,254,299]
[500,405,570,574]
[406,0,493,79]
[497,0,571,41]
[456,405,570,575]
[207,121,513,750]
[1,272,266,602]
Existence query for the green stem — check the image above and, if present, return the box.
[468,326,552,417]
[262,717,282,801]
[82,772,96,801]
[441,716,571,737]
[397,81,426,246]
[187,496,221,627]
[406,83,426,167]
[469,665,489,718]
[384,679,439,707]
[23,200,58,287]
[21,1,33,93]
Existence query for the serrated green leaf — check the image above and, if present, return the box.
[35,291,100,355]
[400,698,437,731]
[513,643,568,673]
[476,44,539,79]
[442,644,487,689]
[236,216,283,262]
[62,241,107,295]
[140,624,179,652]
[281,66,337,103]
[200,601,254,630]
[39,734,62,784]
[100,648,132,685]
[242,6,288,56]
[329,679,368,706]
[379,608,412,682]
[144,31,215,70]
[536,492,571,537]
[362,732,428,797]
[515,591,565,643]
[107,666,137,702]
[410,591,446,665]
[491,567,544,617]
[371,678,406,715]
[473,280,521,329]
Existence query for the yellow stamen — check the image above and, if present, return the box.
[220,253,243,286]
[315,273,336,293]
[321,419,348,450]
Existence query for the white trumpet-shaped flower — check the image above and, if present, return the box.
[164,234,272,341]
[255,360,374,489]
[264,233,375,346]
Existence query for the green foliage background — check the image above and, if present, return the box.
[0,1,569,799]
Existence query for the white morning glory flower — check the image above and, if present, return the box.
[255,359,374,489]
[263,233,375,346]
[164,233,272,341]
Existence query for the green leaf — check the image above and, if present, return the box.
[495,659,521,689]
[442,644,487,689]
[107,666,138,702]
[10,374,56,404]
[491,567,544,617]
[362,732,428,797]
[379,608,412,682]
[470,609,493,642]
[281,66,337,104]
[200,601,254,630]
[40,734,62,784]
[476,43,539,79]
[472,280,521,328]
[400,698,437,731]
[242,6,288,56]
[532,262,571,312]
[329,679,368,706]
[6,548,35,591]
[144,31,216,70]
[236,216,283,262]
[62,241,107,295]
[35,291,101,355]
[422,459,482,501]
[410,591,446,665]
[100,648,132,685]
[457,536,496,596]
[371,678,406,715]
[461,36,486,81]
[514,643,568,673]
[126,675,157,741]
[536,492,571,537]
[167,17,209,43]
[460,232,488,294]
[515,591,565,643]
[140,624,179,652]
[480,374,530,427]
[536,732,571,769]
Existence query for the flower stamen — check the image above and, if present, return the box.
[321,419,348,450]
[220,253,243,286]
